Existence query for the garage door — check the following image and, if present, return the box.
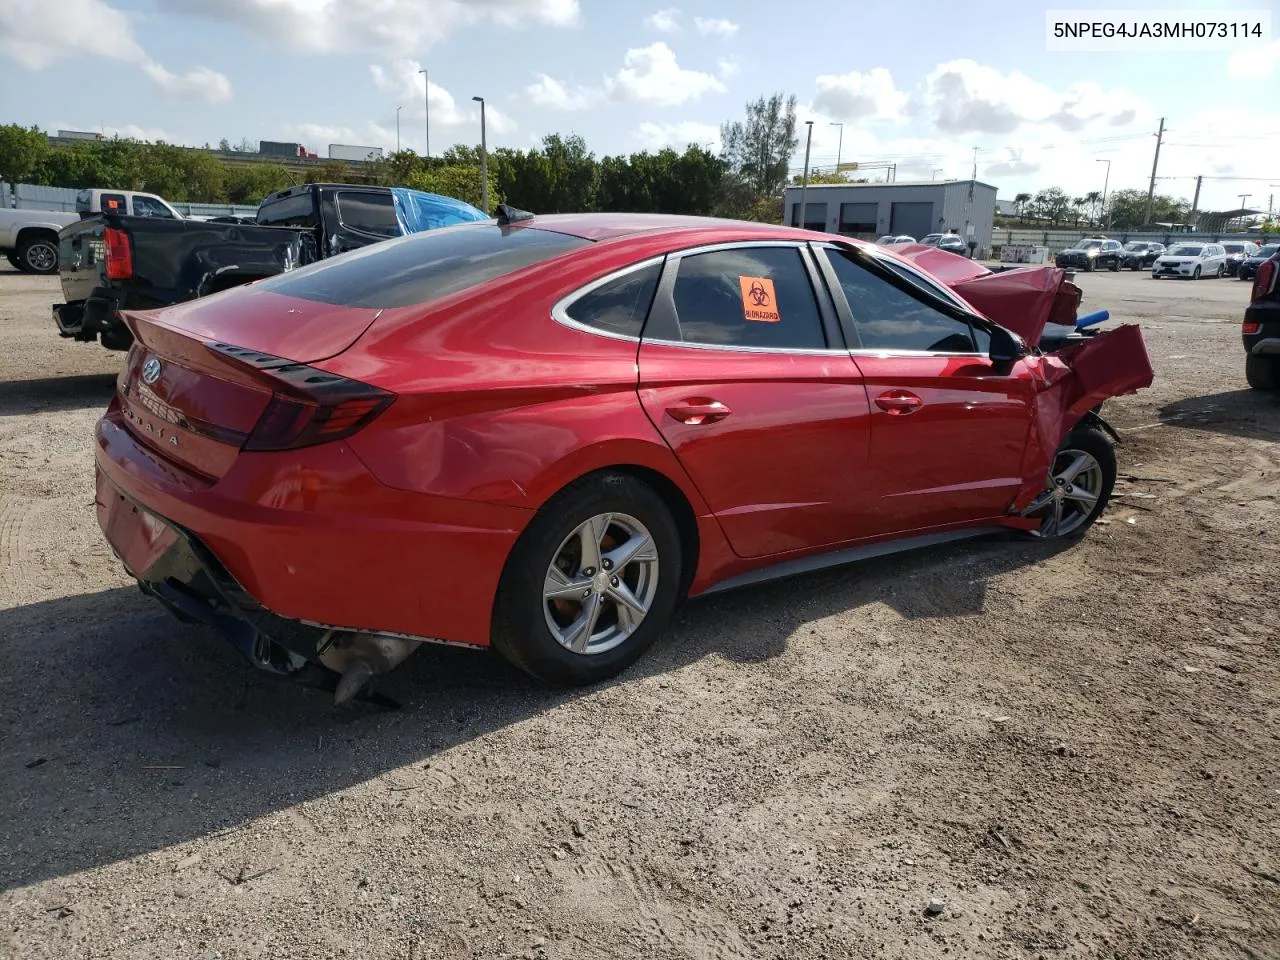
[889,202,934,240]
[838,202,877,236]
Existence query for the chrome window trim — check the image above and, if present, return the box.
[549,255,667,343]
[641,337,850,356]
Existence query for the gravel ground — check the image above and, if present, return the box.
[1,262,1277,960]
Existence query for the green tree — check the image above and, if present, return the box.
[405,164,502,209]
[0,124,50,185]
[790,169,858,186]
[720,93,798,197]
[1030,187,1071,225]
[1084,190,1102,224]
[1105,188,1190,229]
[225,163,296,203]
[1013,192,1032,217]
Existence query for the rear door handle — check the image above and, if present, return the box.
[666,398,732,425]
[874,390,923,415]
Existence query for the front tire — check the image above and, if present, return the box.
[1192,266,1201,280]
[1024,427,1116,539]
[491,472,683,686]
[1246,354,1280,391]
[1109,258,1119,272]
[16,234,58,275]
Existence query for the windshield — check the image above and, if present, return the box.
[1071,240,1102,250]
[1123,242,1147,251]
[1168,245,1203,256]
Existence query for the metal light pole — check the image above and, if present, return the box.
[829,122,843,175]
[418,69,430,158]
[932,168,943,180]
[473,96,489,214]
[395,105,402,153]
[1095,158,1111,230]
[797,121,814,229]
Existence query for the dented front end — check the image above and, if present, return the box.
[902,252,1156,509]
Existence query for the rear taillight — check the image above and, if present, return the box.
[1252,258,1277,304]
[103,227,133,280]
[208,342,395,451]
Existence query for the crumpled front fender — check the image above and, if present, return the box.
[1011,323,1154,511]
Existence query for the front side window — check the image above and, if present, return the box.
[132,196,174,218]
[563,262,661,338]
[823,249,979,353]
[670,246,826,350]
[336,191,399,238]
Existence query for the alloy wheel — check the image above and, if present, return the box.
[542,512,660,655]
[24,241,57,273]
[1025,447,1105,538]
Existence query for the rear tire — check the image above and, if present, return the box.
[491,472,683,686]
[1109,258,1119,272]
[1246,354,1280,391]
[16,234,58,275]
[1024,426,1116,540]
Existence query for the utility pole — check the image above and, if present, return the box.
[798,120,814,228]
[395,105,402,153]
[1189,175,1203,225]
[1095,158,1111,230]
[472,96,489,214]
[971,146,979,180]
[418,68,430,158]
[830,122,843,175]
[1142,117,1165,227]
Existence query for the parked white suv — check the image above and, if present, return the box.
[1152,242,1227,280]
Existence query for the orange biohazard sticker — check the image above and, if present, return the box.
[738,275,780,322]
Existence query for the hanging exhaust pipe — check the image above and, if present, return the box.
[318,632,422,704]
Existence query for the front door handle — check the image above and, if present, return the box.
[874,390,923,415]
[666,398,731,425]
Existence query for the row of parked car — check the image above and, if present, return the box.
[1055,236,1271,279]
[876,233,971,255]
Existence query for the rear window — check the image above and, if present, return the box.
[252,223,590,309]
[257,193,317,228]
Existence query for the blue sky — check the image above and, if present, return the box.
[2,0,1278,211]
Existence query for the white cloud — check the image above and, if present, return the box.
[1227,40,1280,78]
[160,0,580,55]
[813,67,908,123]
[693,16,737,38]
[716,56,740,79]
[523,73,596,110]
[644,7,681,33]
[140,62,233,105]
[604,42,726,107]
[923,59,1147,135]
[0,0,232,102]
[633,120,722,153]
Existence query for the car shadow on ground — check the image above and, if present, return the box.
[0,373,118,417]
[0,531,1071,891]
[1158,388,1280,441]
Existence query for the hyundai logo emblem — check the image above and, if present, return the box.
[141,357,162,385]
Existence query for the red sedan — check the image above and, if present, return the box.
[95,211,1153,700]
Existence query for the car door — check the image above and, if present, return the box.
[636,242,874,559]
[815,243,1040,534]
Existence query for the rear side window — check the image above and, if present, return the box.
[670,246,826,350]
[253,223,590,309]
[824,249,978,353]
[257,193,317,228]
[336,191,399,238]
[563,262,661,338]
[100,193,126,214]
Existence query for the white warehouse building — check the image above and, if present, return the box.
[782,180,999,257]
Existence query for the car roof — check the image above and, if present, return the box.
[523,212,818,243]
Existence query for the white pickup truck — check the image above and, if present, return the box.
[1,189,181,275]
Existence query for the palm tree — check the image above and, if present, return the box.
[1014,192,1032,218]
[1084,190,1103,226]
[1072,197,1089,228]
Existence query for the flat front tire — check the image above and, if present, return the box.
[491,472,683,686]
[1023,426,1117,540]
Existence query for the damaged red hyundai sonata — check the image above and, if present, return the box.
[94,211,1153,701]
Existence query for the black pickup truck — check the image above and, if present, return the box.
[53,183,486,350]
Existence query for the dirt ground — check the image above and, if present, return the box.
[0,262,1276,960]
